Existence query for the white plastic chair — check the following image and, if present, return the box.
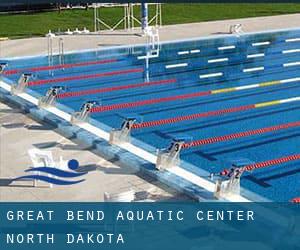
[28,148,56,188]
[45,30,55,38]
[73,28,82,34]
[65,29,73,35]
[82,27,90,34]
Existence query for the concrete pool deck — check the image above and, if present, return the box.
[0,101,191,201]
[0,14,299,201]
[0,13,299,58]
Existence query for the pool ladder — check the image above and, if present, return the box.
[145,26,160,56]
[144,27,160,82]
[47,36,65,75]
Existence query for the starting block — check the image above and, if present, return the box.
[38,86,65,108]
[71,101,99,124]
[11,73,32,95]
[214,158,254,199]
[109,114,143,145]
[0,62,7,74]
[229,24,243,35]
[156,135,192,170]
[214,170,242,199]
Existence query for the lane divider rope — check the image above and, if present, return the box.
[241,154,300,172]
[3,59,118,75]
[57,78,177,98]
[291,197,300,203]
[219,154,300,181]
[28,68,143,86]
[90,77,300,114]
[131,96,300,129]
[182,121,300,148]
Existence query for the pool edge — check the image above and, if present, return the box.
[0,84,219,202]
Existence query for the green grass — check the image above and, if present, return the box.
[0,4,300,39]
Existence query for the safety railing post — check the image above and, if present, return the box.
[58,38,65,70]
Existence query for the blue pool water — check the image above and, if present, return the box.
[2,28,300,201]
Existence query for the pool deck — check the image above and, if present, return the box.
[0,101,191,201]
[1,13,299,58]
[0,14,299,202]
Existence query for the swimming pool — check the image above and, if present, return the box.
[1,28,300,202]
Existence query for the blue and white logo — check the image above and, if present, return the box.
[13,159,86,185]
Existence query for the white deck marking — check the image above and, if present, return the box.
[0,82,39,106]
[18,93,38,105]
[283,61,300,67]
[285,38,300,43]
[45,106,72,121]
[122,142,157,163]
[78,122,109,141]
[252,41,270,46]
[247,53,265,58]
[169,167,215,192]
[0,80,12,92]
[208,58,228,63]
[200,72,223,78]
[282,49,300,54]
[166,63,188,69]
[243,67,264,73]
[218,45,235,50]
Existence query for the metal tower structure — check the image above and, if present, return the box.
[93,3,162,32]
